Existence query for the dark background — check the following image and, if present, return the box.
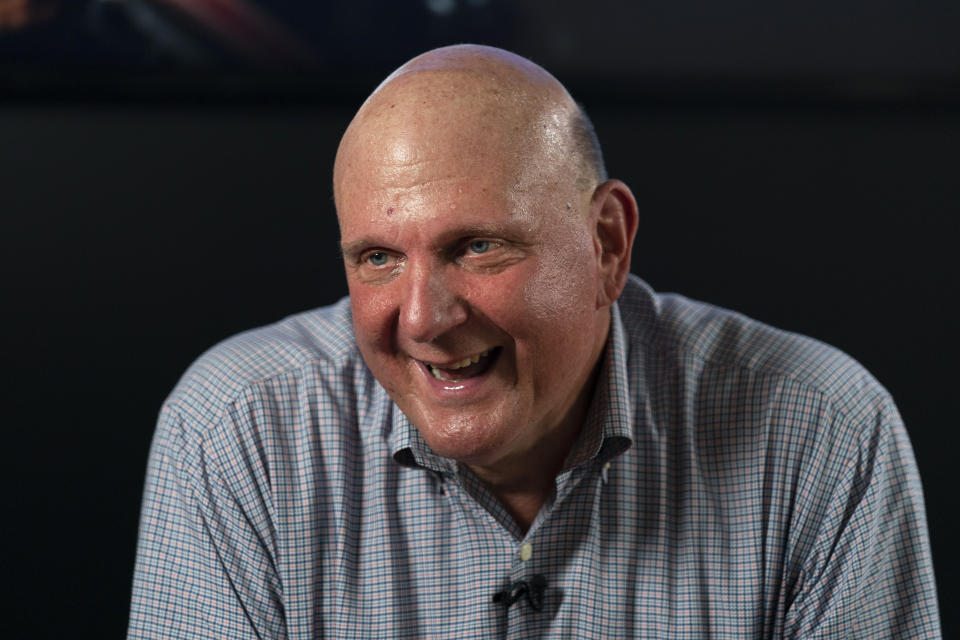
[2,1,957,636]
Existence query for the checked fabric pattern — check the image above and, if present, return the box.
[129,276,940,638]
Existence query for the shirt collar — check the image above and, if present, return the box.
[390,408,456,473]
[389,301,634,472]
[560,300,633,470]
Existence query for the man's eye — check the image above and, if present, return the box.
[367,252,390,266]
[468,240,492,254]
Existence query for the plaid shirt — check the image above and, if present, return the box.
[128,276,940,638]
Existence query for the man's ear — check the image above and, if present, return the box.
[591,179,639,308]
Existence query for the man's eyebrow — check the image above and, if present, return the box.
[340,222,527,257]
[339,239,376,256]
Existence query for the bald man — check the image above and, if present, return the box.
[129,46,940,638]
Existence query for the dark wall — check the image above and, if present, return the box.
[2,102,956,636]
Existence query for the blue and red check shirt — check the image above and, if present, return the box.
[129,276,940,638]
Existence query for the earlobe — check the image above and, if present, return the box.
[591,179,639,307]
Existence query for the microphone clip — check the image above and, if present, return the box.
[493,573,547,611]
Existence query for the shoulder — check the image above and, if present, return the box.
[618,275,892,423]
[161,297,370,441]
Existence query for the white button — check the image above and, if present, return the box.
[519,543,533,562]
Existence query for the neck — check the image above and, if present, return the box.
[466,316,610,534]
[487,481,555,535]
[468,454,566,533]
[466,362,602,534]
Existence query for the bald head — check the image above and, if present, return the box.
[333,45,606,214]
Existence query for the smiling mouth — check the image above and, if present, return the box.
[422,347,501,382]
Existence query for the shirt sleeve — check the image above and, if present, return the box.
[783,399,941,638]
[128,404,286,639]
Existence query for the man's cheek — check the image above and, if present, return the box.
[518,265,591,324]
[352,294,396,349]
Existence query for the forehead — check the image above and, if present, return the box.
[337,130,559,237]
[333,65,594,250]
[337,70,577,201]
[336,167,535,250]
[342,103,532,188]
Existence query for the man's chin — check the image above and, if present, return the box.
[410,411,519,467]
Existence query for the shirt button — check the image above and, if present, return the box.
[519,543,533,562]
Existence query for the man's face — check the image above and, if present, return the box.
[337,109,609,471]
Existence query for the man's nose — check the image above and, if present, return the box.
[399,261,469,343]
